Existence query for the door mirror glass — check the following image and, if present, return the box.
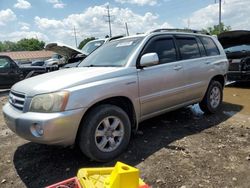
[140,53,159,67]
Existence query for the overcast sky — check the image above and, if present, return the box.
[0,0,249,46]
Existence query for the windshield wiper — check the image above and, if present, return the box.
[83,64,97,67]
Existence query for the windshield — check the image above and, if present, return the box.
[79,37,143,67]
[225,44,250,53]
[81,40,105,55]
[51,54,61,59]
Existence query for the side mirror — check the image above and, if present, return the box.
[140,53,159,68]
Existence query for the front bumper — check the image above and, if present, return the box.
[3,103,85,146]
[227,71,250,81]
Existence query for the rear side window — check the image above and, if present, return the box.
[143,38,177,64]
[196,38,206,57]
[176,38,201,60]
[200,36,220,56]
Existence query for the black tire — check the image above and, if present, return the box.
[78,104,131,162]
[199,80,223,114]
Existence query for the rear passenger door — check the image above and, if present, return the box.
[137,35,186,119]
[175,35,220,102]
[175,35,210,102]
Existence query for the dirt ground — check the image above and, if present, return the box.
[0,83,249,188]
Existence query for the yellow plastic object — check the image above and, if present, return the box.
[77,162,148,188]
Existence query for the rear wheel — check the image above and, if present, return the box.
[78,104,131,162]
[199,80,223,114]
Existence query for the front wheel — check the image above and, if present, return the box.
[78,104,131,162]
[199,80,223,114]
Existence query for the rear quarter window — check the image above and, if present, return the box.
[200,36,220,56]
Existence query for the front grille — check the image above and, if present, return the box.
[9,91,25,111]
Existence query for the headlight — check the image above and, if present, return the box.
[29,91,69,113]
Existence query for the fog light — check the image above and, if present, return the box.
[35,124,44,136]
[31,123,44,137]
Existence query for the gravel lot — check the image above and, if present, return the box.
[0,83,250,188]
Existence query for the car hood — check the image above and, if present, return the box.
[45,42,86,58]
[11,67,131,97]
[218,30,250,48]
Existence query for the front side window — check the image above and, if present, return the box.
[79,37,143,67]
[176,38,201,60]
[200,36,220,56]
[0,57,11,69]
[143,38,177,64]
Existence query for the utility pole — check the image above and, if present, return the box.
[125,22,129,36]
[106,5,112,37]
[219,0,222,33]
[187,18,190,29]
[215,0,222,33]
[74,26,78,48]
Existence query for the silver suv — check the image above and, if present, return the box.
[3,30,228,161]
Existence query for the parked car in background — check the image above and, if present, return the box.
[48,36,125,69]
[218,30,250,81]
[0,55,47,89]
[81,39,106,56]
[31,60,45,66]
[44,53,65,67]
[3,30,228,161]
[45,42,86,69]
[61,40,105,68]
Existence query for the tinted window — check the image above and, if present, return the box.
[176,38,201,60]
[196,38,206,57]
[0,57,11,69]
[144,38,177,64]
[200,36,220,56]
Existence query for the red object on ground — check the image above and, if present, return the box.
[139,184,150,188]
[46,177,81,188]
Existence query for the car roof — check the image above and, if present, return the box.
[111,30,212,43]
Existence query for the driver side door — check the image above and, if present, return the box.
[137,35,186,120]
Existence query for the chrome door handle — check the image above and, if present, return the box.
[173,65,183,70]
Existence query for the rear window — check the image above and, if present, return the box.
[200,36,220,56]
[176,38,201,60]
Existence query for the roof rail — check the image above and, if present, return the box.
[108,35,125,41]
[149,28,210,35]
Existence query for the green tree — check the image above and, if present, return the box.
[2,41,18,51]
[0,38,45,52]
[16,38,45,51]
[78,37,95,49]
[202,23,231,35]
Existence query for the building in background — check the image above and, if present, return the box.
[0,50,54,64]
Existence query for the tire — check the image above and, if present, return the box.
[78,104,131,162]
[199,80,223,114]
